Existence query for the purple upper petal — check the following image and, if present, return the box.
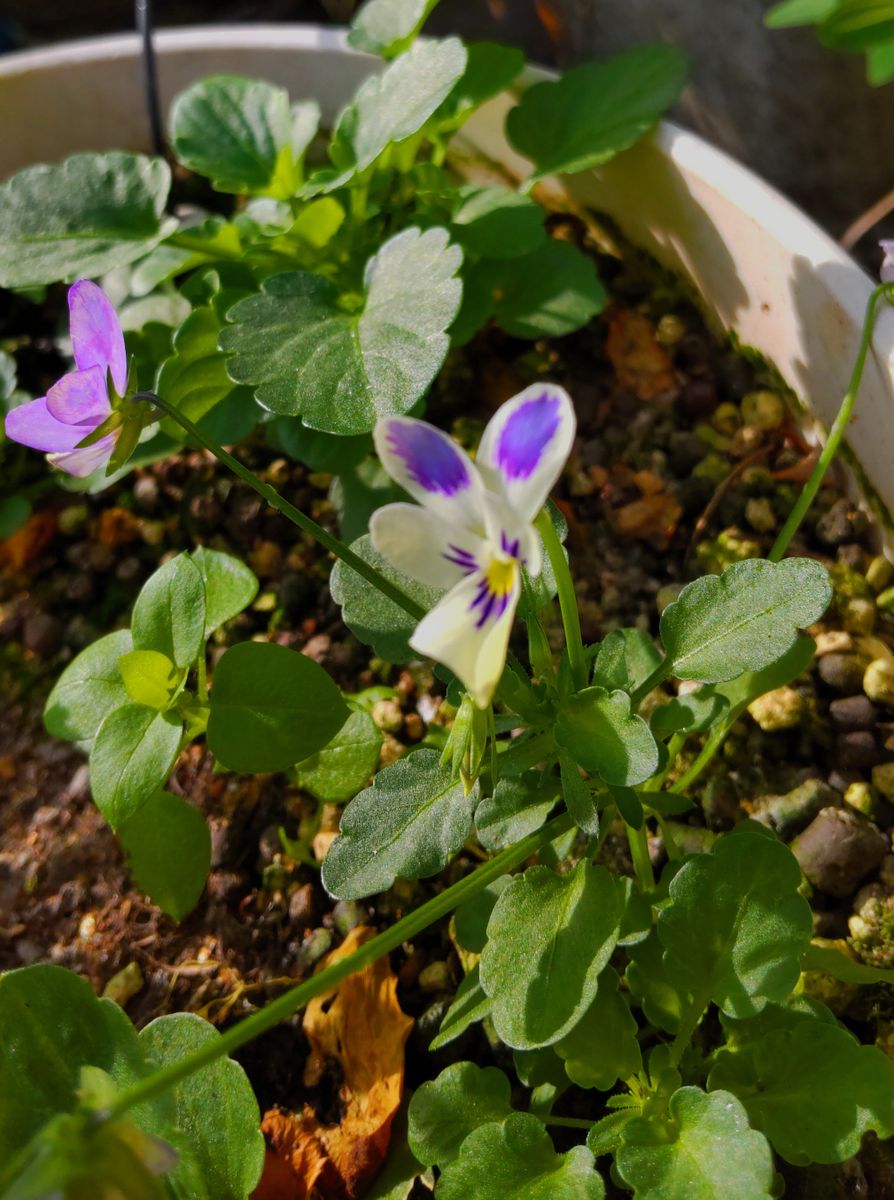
[45,365,110,426]
[68,280,127,397]
[385,420,471,496]
[495,392,561,480]
[5,397,95,453]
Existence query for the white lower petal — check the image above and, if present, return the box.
[370,503,490,589]
[410,563,521,708]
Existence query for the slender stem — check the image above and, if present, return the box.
[103,811,575,1123]
[671,711,738,794]
[770,283,889,563]
[668,991,710,1068]
[138,393,426,622]
[626,823,655,891]
[135,0,163,157]
[535,510,587,691]
[544,1116,594,1130]
[196,654,208,704]
[630,659,673,708]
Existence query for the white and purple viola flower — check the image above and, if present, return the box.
[5,280,129,477]
[882,240,894,284]
[371,384,576,707]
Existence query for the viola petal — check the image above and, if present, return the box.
[5,396,91,453]
[882,240,894,283]
[68,279,127,397]
[477,383,576,520]
[370,502,488,590]
[374,415,485,532]
[481,491,543,578]
[47,433,117,478]
[410,562,521,708]
[45,365,110,426]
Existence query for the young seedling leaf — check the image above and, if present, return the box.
[659,557,831,683]
[480,862,628,1048]
[139,1013,265,1198]
[0,152,175,287]
[190,546,259,636]
[867,39,894,82]
[475,771,557,850]
[348,0,441,57]
[452,186,546,260]
[820,0,894,49]
[89,703,184,829]
[494,240,606,339]
[556,687,660,787]
[592,627,664,693]
[118,650,182,711]
[432,42,526,131]
[207,641,348,773]
[555,968,642,1090]
[765,0,839,27]
[170,75,318,197]
[616,1087,776,1200]
[44,628,132,742]
[454,876,512,953]
[437,1113,605,1200]
[626,932,688,1035]
[430,965,493,1050]
[506,45,688,184]
[132,553,207,670]
[408,1062,513,1167]
[657,829,813,1019]
[321,749,478,899]
[221,227,463,434]
[293,708,383,802]
[118,791,211,922]
[330,534,443,662]
[559,752,600,836]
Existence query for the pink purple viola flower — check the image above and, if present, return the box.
[371,384,576,707]
[881,240,894,284]
[5,280,130,477]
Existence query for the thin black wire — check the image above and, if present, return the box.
[135,0,165,157]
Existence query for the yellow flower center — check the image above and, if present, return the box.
[485,557,516,597]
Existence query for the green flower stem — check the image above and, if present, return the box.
[626,822,655,891]
[770,282,891,563]
[535,510,587,691]
[137,392,427,621]
[195,653,208,704]
[629,659,673,708]
[668,990,710,1068]
[102,810,574,1124]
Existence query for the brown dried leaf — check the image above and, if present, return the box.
[610,492,683,543]
[0,510,56,570]
[98,506,141,547]
[606,310,678,402]
[254,926,414,1200]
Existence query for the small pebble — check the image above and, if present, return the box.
[814,631,853,656]
[877,586,894,616]
[741,389,785,430]
[867,555,894,593]
[792,807,888,897]
[815,498,866,548]
[331,899,366,937]
[419,961,452,993]
[753,779,838,839]
[23,614,62,657]
[748,686,804,731]
[372,698,403,734]
[872,762,894,801]
[845,781,881,820]
[745,496,776,533]
[836,730,881,770]
[865,659,894,707]
[843,598,876,635]
[818,653,865,694]
[830,695,878,732]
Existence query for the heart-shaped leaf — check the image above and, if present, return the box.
[437,1113,605,1200]
[506,45,687,184]
[293,708,383,802]
[44,628,132,742]
[89,704,184,828]
[221,227,462,434]
[408,1063,512,1167]
[616,1087,776,1200]
[556,687,660,787]
[494,240,606,339]
[118,650,181,711]
[480,862,628,1048]
[660,557,831,683]
[207,641,348,773]
[431,42,526,131]
[0,152,175,287]
[321,749,478,899]
[452,187,546,260]
[132,553,207,670]
[190,547,259,636]
[592,628,663,693]
[118,791,211,922]
[348,0,440,57]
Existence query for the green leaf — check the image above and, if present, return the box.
[207,641,348,774]
[0,152,175,287]
[430,965,492,1050]
[437,1113,604,1200]
[592,628,663,693]
[0,964,157,1163]
[171,75,318,197]
[454,876,512,953]
[118,791,211,921]
[714,632,816,710]
[475,772,557,850]
[330,533,442,662]
[556,687,660,787]
[321,748,479,899]
[190,546,259,636]
[559,752,600,836]
[348,0,440,57]
[650,689,726,738]
[221,227,462,434]
[270,417,371,473]
[311,38,467,192]
[432,42,526,131]
[626,933,687,1035]
[452,187,546,260]
[480,862,628,1048]
[821,0,894,48]
[90,704,184,828]
[330,458,407,543]
[657,829,813,1018]
[494,240,605,339]
[709,1019,894,1164]
[867,38,894,81]
[659,558,832,683]
[0,493,30,539]
[118,650,181,710]
[132,553,207,670]
[139,1013,265,1198]
[802,941,894,984]
[293,708,382,802]
[616,1087,776,1200]
[506,45,688,184]
[408,1062,512,1167]
[765,0,840,27]
[555,968,641,1090]
[44,628,132,742]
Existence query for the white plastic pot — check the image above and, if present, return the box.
[2,25,893,518]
